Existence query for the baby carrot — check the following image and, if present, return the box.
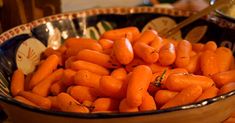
[175,40,192,68]
[185,53,201,74]
[74,70,101,89]
[111,68,127,81]
[14,96,39,108]
[99,76,127,99]
[47,96,59,110]
[165,73,214,91]
[69,86,99,103]
[218,82,235,95]
[29,54,60,89]
[135,29,158,44]
[203,41,217,51]
[149,36,163,52]
[70,60,109,75]
[133,42,159,64]
[11,69,24,97]
[101,27,140,42]
[125,58,145,72]
[231,57,235,70]
[147,63,170,73]
[192,43,204,53]
[98,39,113,49]
[223,117,235,123]
[64,56,77,69]
[126,65,152,107]
[196,86,219,102]
[62,69,76,86]
[139,92,157,111]
[200,50,219,77]
[56,92,89,113]
[154,90,178,106]
[92,98,120,112]
[161,85,202,109]
[211,70,235,87]
[158,43,176,66]
[215,47,233,72]
[76,49,119,68]
[32,69,64,97]
[119,98,139,113]
[19,91,51,109]
[113,38,134,65]
[50,81,66,96]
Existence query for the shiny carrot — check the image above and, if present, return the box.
[147,63,170,73]
[111,68,127,80]
[215,47,233,72]
[192,43,204,53]
[196,86,219,102]
[126,65,152,107]
[11,69,25,96]
[175,40,192,68]
[14,96,39,108]
[212,70,235,87]
[203,41,217,51]
[119,98,139,113]
[154,90,178,106]
[200,50,219,76]
[139,92,157,111]
[150,36,163,52]
[62,69,76,86]
[98,39,113,49]
[125,58,145,72]
[64,56,77,69]
[47,96,59,110]
[218,82,235,95]
[159,43,176,66]
[185,53,201,74]
[161,85,202,109]
[135,29,159,44]
[92,98,120,112]
[50,81,66,96]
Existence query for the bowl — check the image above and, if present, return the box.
[0,7,235,123]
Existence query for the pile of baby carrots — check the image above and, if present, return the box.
[10,26,235,113]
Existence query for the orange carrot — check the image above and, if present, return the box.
[69,86,99,102]
[212,70,235,87]
[133,42,159,64]
[74,70,101,89]
[56,92,89,113]
[175,40,192,68]
[185,53,201,74]
[32,69,64,97]
[62,69,76,86]
[165,73,214,91]
[98,39,113,49]
[111,68,127,80]
[231,57,235,70]
[119,98,139,113]
[126,65,152,107]
[14,96,39,108]
[92,98,120,112]
[19,91,51,109]
[223,117,235,123]
[190,51,197,57]
[149,36,163,52]
[196,86,219,102]
[47,96,59,110]
[125,58,145,72]
[159,43,176,66]
[154,90,178,106]
[11,69,24,97]
[29,54,60,89]
[76,49,119,68]
[113,38,134,64]
[135,29,159,44]
[215,47,233,72]
[70,60,109,75]
[64,56,77,69]
[218,82,235,95]
[139,92,157,111]
[200,50,219,76]
[192,43,204,53]
[99,76,127,99]
[203,41,217,51]
[50,81,66,96]
[57,45,67,54]
[147,63,170,73]
[161,85,202,109]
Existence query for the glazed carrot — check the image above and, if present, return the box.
[11,69,24,96]
[190,51,197,57]
[125,58,145,72]
[154,90,178,106]
[82,100,93,108]
[62,69,76,86]
[192,43,204,53]
[212,70,235,87]
[200,50,219,76]
[139,92,157,111]
[111,68,127,81]
[149,36,163,52]
[215,47,233,72]
[102,48,113,55]
[231,57,235,70]
[14,96,39,108]
[32,69,64,97]
[185,53,201,74]
[70,60,109,75]
[56,92,89,113]
[98,39,113,49]
[99,76,127,99]
[126,65,152,107]
[133,42,159,64]
[170,68,188,75]
[113,38,134,64]
[69,86,99,102]
[147,63,170,73]
[64,56,77,69]
[76,49,119,68]
[196,86,219,102]
[135,29,159,44]
[175,40,192,68]
[101,27,140,42]
[74,70,101,89]
[167,38,179,48]
[50,81,66,96]
[119,98,139,113]
[161,85,202,109]
[223,117,235,123]
[57,45,67,54]
[158,43,176,66]
[218,82,235,95]
[165,73,214,91]
[92,98,120,112]
[19,91,51,109]
[203,41,217,51]
[29,54,60,89]
[47,96,59,110]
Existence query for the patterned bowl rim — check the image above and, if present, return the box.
[0,6,235,119]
